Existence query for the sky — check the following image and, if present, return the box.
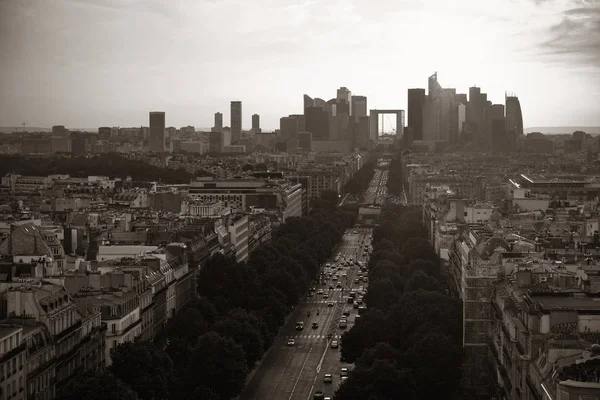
[0,0,599,131]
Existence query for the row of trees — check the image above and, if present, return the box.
[59,191,357,400]
[343,160,375,195]
[335,204,463,400]
[386,153,404,196]
[0,154,211,183]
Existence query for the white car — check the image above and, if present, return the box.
[330,340,339,349]
[341,367,349,376]
[287,339,295,346]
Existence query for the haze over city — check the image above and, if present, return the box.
[1,0,599,130]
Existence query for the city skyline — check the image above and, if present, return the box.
[1,0,599,130]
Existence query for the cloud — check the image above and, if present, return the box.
[537,4,600,68]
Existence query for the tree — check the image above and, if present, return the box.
[364,278,398,311]
[400,237,438,264]
[400,333,463,398]
[110,342,174,400]
[340,309,389,363]
[56,369,138,400]
[166,307,211,345]
[408,259,440,278]
[404,270,442,293]
[186,331,249,399]
[212,310,266,368]
[333,360,416,400]
[355,342,403,369]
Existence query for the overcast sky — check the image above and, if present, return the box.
[1,0,599,131]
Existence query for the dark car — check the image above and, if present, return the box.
[312,322,319,329]
[314,391,325,399]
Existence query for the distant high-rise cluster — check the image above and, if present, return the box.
[297,87,370,152]
[407,73,524,152]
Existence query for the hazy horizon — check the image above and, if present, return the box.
[1,0,599,131]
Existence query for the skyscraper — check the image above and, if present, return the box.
[213,112,223,133]
[149,111,165,152]
[505,93,524,137]
[280,116,299,140]
[305,107,330,140]
[230,101,242,143]
[252,114,261,134]
[351,95,367,123]
[490,104,507,153]
[466,86,490,147]
[422,73,454,142]
[337,87,352,115]
[407,89,426,140]
[303,94,315,111]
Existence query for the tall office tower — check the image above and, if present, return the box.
[230,101,242,143]
[490,104,507,153]
[327,98,350,116]
[209,131,224,153]
[356,116,370,149]
[455,93,468,104]
[337,87,352,115]
[466,86,490,146]
[313,98,328,111]
[305,106,330,140]
[351,96,367,123]
[280,116,300,140]
[98,127,111,138]
[505,93,524,137]
[252,114,261,134]
[297,131,312,152]
[422,73,453,142]
[149,111,166,152]
[71,132,86,154]
[407,89,426,140]
[213,112,223,132]
[304,94,315,111]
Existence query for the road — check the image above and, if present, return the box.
[240,229,371,400]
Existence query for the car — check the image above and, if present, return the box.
[341,367,349,376]
[324,397,332,400]
[327,301,335,307]
[323,293,329,299]
[317,289,324,295]
[287,339,295,346]
[323,374,333,383]
[340,376,348,382]
[347,297,353,304]
[339,321,347,329]
[307,292,313,297]
[343,310,350,316]
[332,276,338,281]
[330,340,339,349]
[313,391,325,400]
[296,322,304,330]
[329,284,334,290]
[353,302,359,309]
[354,278,360,284]
[312,322,318,329]
[362,277,368,282]
[336,283,342,288]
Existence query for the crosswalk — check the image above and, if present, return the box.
[283,334,342,339]
[305,300,344,304]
